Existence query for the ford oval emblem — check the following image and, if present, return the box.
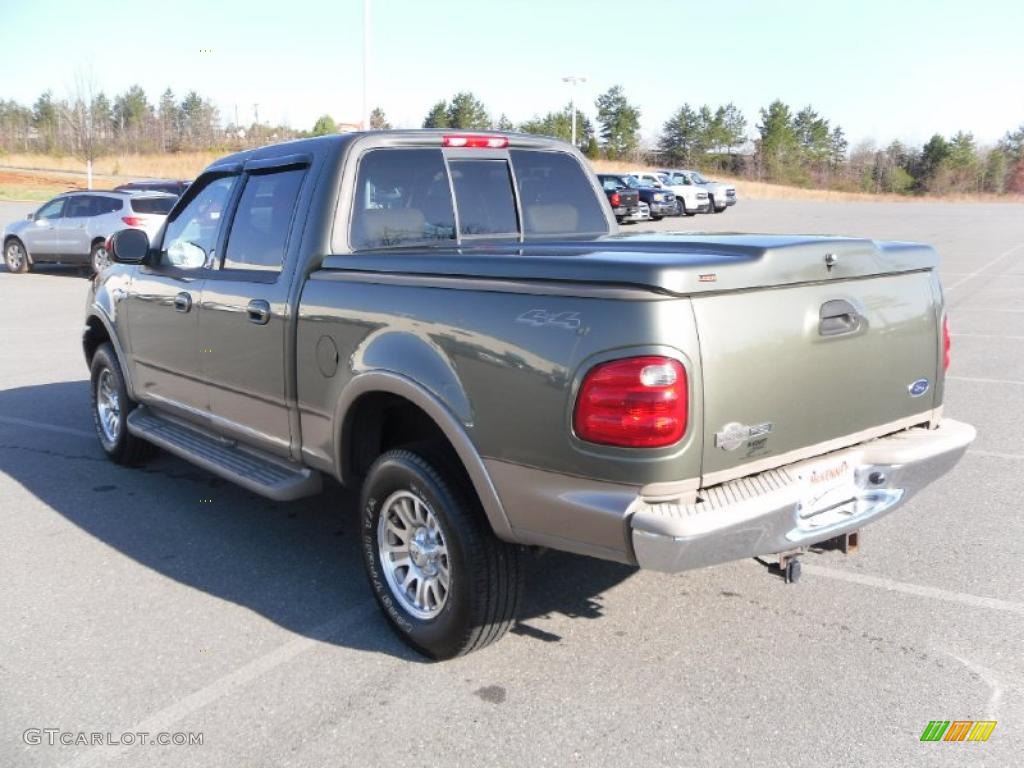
[908,378,930,397]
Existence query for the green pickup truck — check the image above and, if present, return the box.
[83,131,975,659]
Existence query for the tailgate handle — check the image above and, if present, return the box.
[819,299,864,337]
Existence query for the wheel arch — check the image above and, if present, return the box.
[333,371,515,542]
[4,234,32,266]
[83,310,136,397]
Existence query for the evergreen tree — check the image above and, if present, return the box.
[595,85,640,160]
[423,100,450,128]
[446,92,490,129]
[369,107,391,129]
[658,104,701,165]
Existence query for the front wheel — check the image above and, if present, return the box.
[90,241,110,274]
[90,343,156,465]
[360,446,522,659]
[676,199,687,216]
[4,238,30,273]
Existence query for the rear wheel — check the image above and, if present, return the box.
[90,343,156,465]
[4,238,30,273]
[360,445,522,659]
[90,240,110,274]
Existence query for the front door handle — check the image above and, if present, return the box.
[173,292,192,313]
[247,299,271,325]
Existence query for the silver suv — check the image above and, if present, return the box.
[3,190,176,274]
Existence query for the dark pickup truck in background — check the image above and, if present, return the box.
[598,173,678,220]
[597,174,641,222]
[85,130,974,659]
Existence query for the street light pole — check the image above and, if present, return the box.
[362,0,370,129]
[562,75,586,146]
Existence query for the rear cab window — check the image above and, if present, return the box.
[351,149,456,249]
[349,143,609,250]
[130,196,175,215]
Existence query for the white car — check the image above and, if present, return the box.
[660,169,737,213]
[628,171,709,217]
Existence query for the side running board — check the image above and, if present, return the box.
[126,406,322,501]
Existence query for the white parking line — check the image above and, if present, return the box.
[947,375,1024,386]
[0,415,93,439]
[803,565,1024,615]
[952,332,1024,341]
[945,243,1024,292]
[62,600,380,768]
[968,448,1024,461]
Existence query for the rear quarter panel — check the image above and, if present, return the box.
[295,276,704,488]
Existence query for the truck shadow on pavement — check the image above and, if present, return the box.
[0,380,638,661]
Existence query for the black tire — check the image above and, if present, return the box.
[650,214,663,221]
[4,238,30,273]
[90,343,156,465]
[676,199,686,216]
[90,240,110,275]
[360,445,522,660]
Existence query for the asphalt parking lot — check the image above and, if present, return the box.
[2,198,1022,767]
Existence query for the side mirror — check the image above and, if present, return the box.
[110,228,150,264]
[26,212,35,221]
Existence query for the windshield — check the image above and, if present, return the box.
[690,172,709,184]
[622,176,641,188]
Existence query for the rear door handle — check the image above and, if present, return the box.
[173,292,192,313]
[247,299,271,325]
[819,299,864,337]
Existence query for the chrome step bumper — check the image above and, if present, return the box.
[630,419,976,572]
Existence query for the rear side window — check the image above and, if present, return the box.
[449,160,518,237]
[223,168,306,271]
[509,150,608,237]
[65,196,96,218]
[130,197,175,215]
[351,149,455,249]
[96,197,123,214]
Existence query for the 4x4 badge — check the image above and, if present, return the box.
[715,422,774,451]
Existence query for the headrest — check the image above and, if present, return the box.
[524,204,578,234]
[359,208,426,246]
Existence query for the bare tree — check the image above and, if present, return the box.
[63,70,102,188]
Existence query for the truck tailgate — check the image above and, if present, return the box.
[694,270,941,484]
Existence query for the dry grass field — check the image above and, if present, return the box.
[2,151,1020,204]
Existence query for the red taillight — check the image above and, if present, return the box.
[574,356,688,448]
[442,134,509,148]
[943,315,951,371]
[609,191,621,207]
[121,216,145,227]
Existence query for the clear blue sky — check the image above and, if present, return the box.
[1,0,1021,148]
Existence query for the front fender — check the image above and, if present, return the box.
[84,269,135,395]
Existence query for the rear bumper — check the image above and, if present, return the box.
[631,419,975,572]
